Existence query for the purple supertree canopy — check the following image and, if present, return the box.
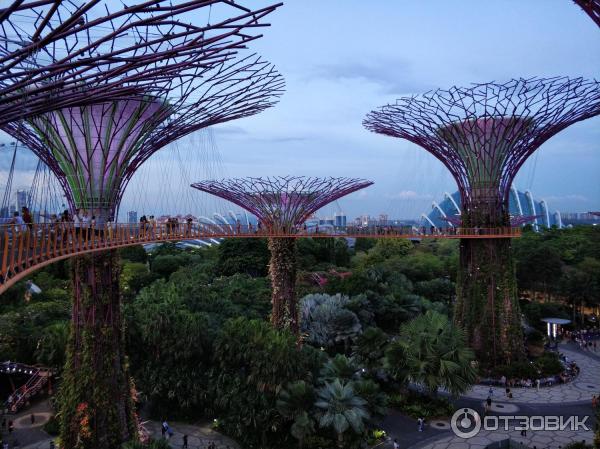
[4,54,284,217]
[191,176,373,232]
[0,0,282,124]
[573,0,600,27]
[364,77,600,215]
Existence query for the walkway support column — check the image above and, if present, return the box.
[60,250,135,448]
[268,237,298,332]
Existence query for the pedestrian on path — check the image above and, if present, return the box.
[393,438,400,449]
[536,379,540,391]
[488,386,494,397]
[182,434,188,448]
[31,413,35,425]
[417,417,425,432]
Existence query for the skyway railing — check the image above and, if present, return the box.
[0,222,521,293]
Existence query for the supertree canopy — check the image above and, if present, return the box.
[192,176,373,333]
[364,77,600,366]
[0,0,281,124]
[573,0,600,27]
[5,55,283,219]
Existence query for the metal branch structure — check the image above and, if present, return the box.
[364,76,600,367]
[573,0,600,27]
[192,176,373,333]
[0,3,284,447]
[3,55,283,219]
[1,0,282,124]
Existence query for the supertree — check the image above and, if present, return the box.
[1,0,281,124]
[364,77,600,366]
[573,0,600,27]
[191,176,373,333]
[1,2,283,447]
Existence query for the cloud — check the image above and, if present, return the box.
[385,190,434,200]
[309,60,432,95]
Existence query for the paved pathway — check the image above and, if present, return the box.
[462,345,600,404]
[144,421,240,449]
[378,344,600,449]
[410,427,595,449]
[18,419,240,449]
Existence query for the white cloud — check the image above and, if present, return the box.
[385,190,433,200]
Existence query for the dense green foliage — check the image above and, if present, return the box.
[1,226,598,448]
[514,227,600,325]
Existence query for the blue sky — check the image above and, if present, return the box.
[2,0,600,220]
[205,0,600,219]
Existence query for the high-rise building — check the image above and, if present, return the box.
[127,210,138,224]
[16,190,28,210]
[378,213,388,225]
[360,214,370,227]
[334,212,347,228]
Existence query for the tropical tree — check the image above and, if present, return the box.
[277,381,316,449]
[211,318,317,448]
[352,379,388,420]
[385,310,477,396]
[315,379,369,448]
[35,321,69,369]
[351,327,388,372]
[319,354,358,382]
[300,294,362,350]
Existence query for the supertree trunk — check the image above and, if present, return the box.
[268,237,299,334]
[454,200,524,367]
[60,250,136,449]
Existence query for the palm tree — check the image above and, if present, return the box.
[315,379,369,448]
[385,310,477,396]
[319,354,358,383]
[352,327,388,372]
[277,381,315,449]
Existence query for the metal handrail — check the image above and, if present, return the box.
[0,222,521,294]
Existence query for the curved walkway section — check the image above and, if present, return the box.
[463,346,600,404]
[410,428,595,449]
[0,223,520,293]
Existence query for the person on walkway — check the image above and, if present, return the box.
[488,386,494,397]
[536,378,541,391]
[22,206,33,230]
[393,438,400,449]
[161,419,167,438]
[485,396,492,414]
[182,434,188,448]
[417,417,425,432]
[31,413,35,424]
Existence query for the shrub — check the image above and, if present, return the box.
[388,392,452,419]
[536,352,564,376]
[43,415,59,435]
